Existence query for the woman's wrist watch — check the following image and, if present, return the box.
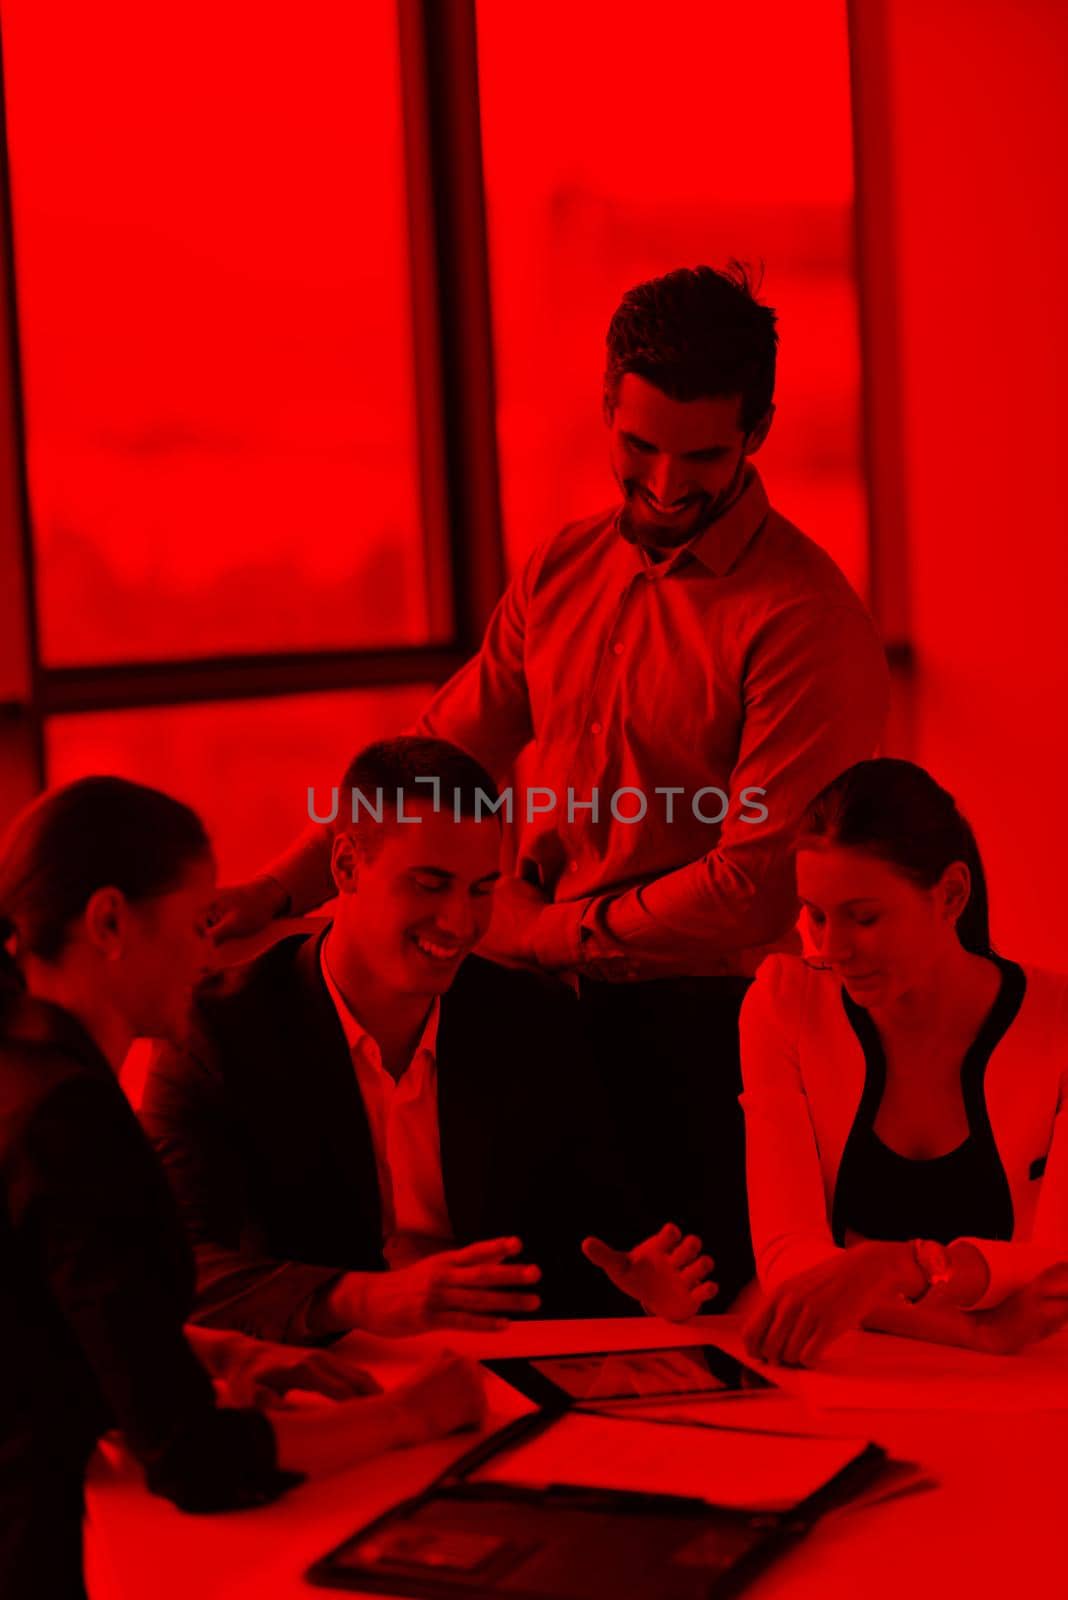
[906,1239,953,1302]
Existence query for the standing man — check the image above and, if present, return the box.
[212,266,889,1303]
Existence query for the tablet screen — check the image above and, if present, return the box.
[483,1343,772,1407]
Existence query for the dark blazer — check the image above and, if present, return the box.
[140,929,648,1340]
[0,992,292,1600]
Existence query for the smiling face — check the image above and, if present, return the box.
[330,803,501,1000]
[607,373,771,549]
[796,843,972,1009]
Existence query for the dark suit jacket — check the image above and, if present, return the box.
[0,992,289,1599]
[140,929,648,1339]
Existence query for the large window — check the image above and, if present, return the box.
[476,0,866,593]
[3,0,427,664]
[0,2,875,871]
[46,686,430,876]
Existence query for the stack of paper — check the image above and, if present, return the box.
[471,1411,882,1513]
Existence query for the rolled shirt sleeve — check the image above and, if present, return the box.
[588,600,889,972]
[419,480,889,979]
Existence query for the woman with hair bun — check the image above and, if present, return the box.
[741,758,1068,1366]
[0,777,483,1600]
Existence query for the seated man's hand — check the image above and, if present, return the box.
[582,1223,717,1322]
[332,1237,542,1337]
[204,875,289,944]
[978,1263,1068,1355]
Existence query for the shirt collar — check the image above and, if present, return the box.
[320,930,440,1064]
[616,465,769,578]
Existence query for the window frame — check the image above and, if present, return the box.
[0,1,907,813]
[0,0,505,794]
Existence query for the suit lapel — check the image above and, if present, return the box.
[435,963,489,1244]
[290,929,383,1257]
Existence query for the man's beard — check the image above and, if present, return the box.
[616,461,747,548]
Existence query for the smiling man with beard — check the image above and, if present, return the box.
[208,266,889,1305]
[140,738,715,1342]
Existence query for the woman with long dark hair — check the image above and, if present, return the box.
[0,777,482,1599]
[741,758,1068,1366]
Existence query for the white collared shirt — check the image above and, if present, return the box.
[320,938,453,1266]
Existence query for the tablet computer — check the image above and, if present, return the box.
[481,1343,773,1408]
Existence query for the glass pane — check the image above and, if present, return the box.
[476,0,867,593]
[4,1,429,663]
[45,687,431,880]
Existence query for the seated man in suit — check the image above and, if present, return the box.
[140,738,716,1342]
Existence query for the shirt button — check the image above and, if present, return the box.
[568,860,579,874]
[591,721,603,734]
[612,642,624,656]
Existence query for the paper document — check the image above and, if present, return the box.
[471,1412,872,1512]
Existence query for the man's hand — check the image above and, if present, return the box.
[744,1242,920,1367]
[582,1223,717,1322]
[477,876,553,970]
[204,875,289,944]
[329,1237,542,1337]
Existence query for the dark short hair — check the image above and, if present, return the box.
[0,776,211,987]
[798,759,993,957]
[604,263,778,433]
[337,737,499,848]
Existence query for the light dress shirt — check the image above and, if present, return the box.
[320,938,453,1267]
[416,467,889,979]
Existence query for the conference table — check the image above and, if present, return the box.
[85,1314,1068,1599]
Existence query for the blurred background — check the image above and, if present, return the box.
[0,0,1065,963]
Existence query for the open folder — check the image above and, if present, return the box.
[308,1407,902,1597]
[470,1409,876,1513]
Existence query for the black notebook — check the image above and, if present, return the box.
[307,1407,890,1598]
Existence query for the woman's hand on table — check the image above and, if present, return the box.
[743,1242,924,1367]
[582,1223,717,1321]
[229,1348,382,1408]
[187,1323,381,1407]
[977,1264,1068,1354]
[389,1352,489,1444]
[270,1353,487,1478]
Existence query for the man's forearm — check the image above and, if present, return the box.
[189,1243,346,1345]
[302,1272,373,1338]
[547,859,795,982]
[261,823,335,916]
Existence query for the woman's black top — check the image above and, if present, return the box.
[832,957,1026,1247]
[0,990,298,1597]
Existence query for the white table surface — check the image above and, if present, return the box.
[84,1315,1068,1600]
